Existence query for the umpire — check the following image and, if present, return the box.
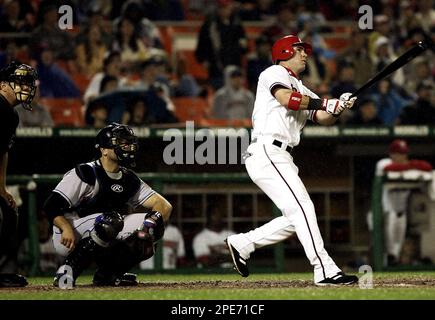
[0,61,38,287]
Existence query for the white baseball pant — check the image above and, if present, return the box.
[385,210,407,260]
[230,140,342,282]
[52,213,148,257]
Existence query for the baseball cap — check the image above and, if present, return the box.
[230,68,243,77]
[389,139,409,154]
[416,80,434,92]
[374,15,389,24]
[374,36,390,50]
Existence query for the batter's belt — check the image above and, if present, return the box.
[251,137,293,155]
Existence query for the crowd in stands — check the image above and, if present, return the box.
[0,0,434,128]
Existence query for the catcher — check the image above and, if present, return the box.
[0,61,38,287]
[43,123,172,287]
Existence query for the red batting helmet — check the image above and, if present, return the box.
[271,35,312,64]
[389,139,409,154]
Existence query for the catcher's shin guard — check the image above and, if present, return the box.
[93,230,155,286]
[54,236,100,287]
[54,212,124,287]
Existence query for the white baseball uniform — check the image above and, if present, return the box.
[51,161,156,257]
[228,65,342,283]
[139,224,185,270]
[193,228,235,268]
[376,158,410,260]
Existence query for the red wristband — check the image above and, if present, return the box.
[287,92,302,110]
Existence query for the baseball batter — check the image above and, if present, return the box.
[226,35,358,285]
[43,123,172,287]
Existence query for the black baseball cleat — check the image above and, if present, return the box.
[225,238,249,277]
[93,271,138,287]
[315,272,359,286]
[0,273,28,287]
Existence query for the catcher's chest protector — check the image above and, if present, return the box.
[74,162,141,217]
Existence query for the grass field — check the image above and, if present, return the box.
[1,272,435,300]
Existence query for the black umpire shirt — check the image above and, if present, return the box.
[0,95,19,155]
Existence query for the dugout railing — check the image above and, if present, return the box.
[8,173,284,276]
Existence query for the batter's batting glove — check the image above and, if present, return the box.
[322,98,346,115]
[339,92,357,109]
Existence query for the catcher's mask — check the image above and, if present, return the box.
[0,62,38,110]
[95,123,139,167]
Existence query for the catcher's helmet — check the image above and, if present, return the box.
[95,123,139,167]
[389,139,409,154]
[271,35,312,64]
[0,61,38,110]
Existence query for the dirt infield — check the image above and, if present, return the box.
[2,276,435,292]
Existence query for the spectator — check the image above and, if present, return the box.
[370,79,412,126]
[192,206,235,268]
[114,1,165,48]
[262,3,297,43]
[415,0,435,33]
[368,14,396,62]
[75,7,112,49]
[139,224,186,270]
[397,1,424,42]
[30,3,76,62]
[75,23,108,78]
[141,0,185,21]
[0,0,33,48]
[83,51,123,104]
[123,97,156,126]
[407,58,435,96]
[88,104,108,129]
[212,65,254,120]
[112,17,149,69]
[246,35,272,93]
[237,0,275,21]
[85,75,118,127]
[171,59,202,97]
[330,64,357,99]
[195,0,248,90]
[16,87,54,127]
[36,47,81,98]
[337,30,374,88]
[347,98,383,125]
[399,81,435,125]
[372,36,405,87]
[133,57,175,113]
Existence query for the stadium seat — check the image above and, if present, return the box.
[198,118,252,127]
[71,72,91,95]
[39,98,85,127]
[173,97,209,123]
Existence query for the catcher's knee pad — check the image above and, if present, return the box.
[91,211,124,247]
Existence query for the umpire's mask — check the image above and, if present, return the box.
[95,123,139,167]
[8,64,38,110]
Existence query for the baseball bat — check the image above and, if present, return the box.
[350,40,432,98]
